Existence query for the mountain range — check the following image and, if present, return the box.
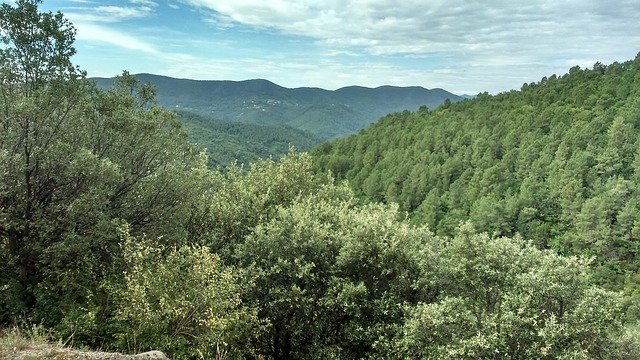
[93,74,462,140]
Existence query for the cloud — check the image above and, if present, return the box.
[74,22,159,54]
[62,0,640,94]
[93,5,153,19]
[202,12,236,29]
[161,54,474,93]
[64,2,156,23]
[180,0,640,64]
[129,0,158,6]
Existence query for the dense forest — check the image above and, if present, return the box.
[2,1,640,359]
[314,56,640,292]
[176,110,319,167]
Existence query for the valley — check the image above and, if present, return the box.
[93,74,461,166]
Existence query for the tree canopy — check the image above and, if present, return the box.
[313,54,640,292]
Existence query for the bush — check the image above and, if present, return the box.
[108,226,263,359]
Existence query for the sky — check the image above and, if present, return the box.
[8,0,640,94]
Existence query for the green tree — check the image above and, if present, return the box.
[235,185,428,358]
[0,0,88,318]
[312,53,640,295]
[0,1,209,341]
[396,224,632,359]
[0,0,82,92]
[108,226,262,359]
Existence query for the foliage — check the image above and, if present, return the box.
[195,150,336,257]
[205,155,634,358]
[0,0,209,339]
[313,55,640,290]
[395,224,629,359]
[176,110,320,168]
[235,190,427,358]
[0,0,81,90]
[108,226,262,360]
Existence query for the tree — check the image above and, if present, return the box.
[0,1,208,337]
[0,0,87,317]
[0,0,82,94]
[395,224,632,359]
[311,53,640,296]
[234,181,428,358]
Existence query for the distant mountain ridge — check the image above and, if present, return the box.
[93,74,462,139]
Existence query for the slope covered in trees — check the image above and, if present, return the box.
[176,110,320,167]
[2,1,640,359]
[314,55,640,291]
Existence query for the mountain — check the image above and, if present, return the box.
[313,55,640,289]
[92,74,462,140]
[176,110,319,167]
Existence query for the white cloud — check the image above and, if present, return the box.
[94,5,153,19]
[74,22,159,54]
[65,3,155,23]
[62,0,640,94]
[129,0,158,6]
[161,54,467,93]
[180,0,640,67]
[202,12,236,29]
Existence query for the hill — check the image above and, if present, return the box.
[176,111,320,167]
[313,55,640,289]
[93,74,462,140]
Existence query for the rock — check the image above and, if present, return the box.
[126,351,169,359]
[4,346,169,360]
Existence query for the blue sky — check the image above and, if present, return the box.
[12,0,640,94]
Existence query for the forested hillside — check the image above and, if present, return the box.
[93,74,461,140]
[176,111,319,167]
[2,1,640,359]
[314,56,640,290]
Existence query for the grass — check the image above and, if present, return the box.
[0,326,169,359]
[0,325,61,359]
[0,325,49,349]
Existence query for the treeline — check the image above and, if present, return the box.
[314,55,640,292]
[2,1,640,359]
